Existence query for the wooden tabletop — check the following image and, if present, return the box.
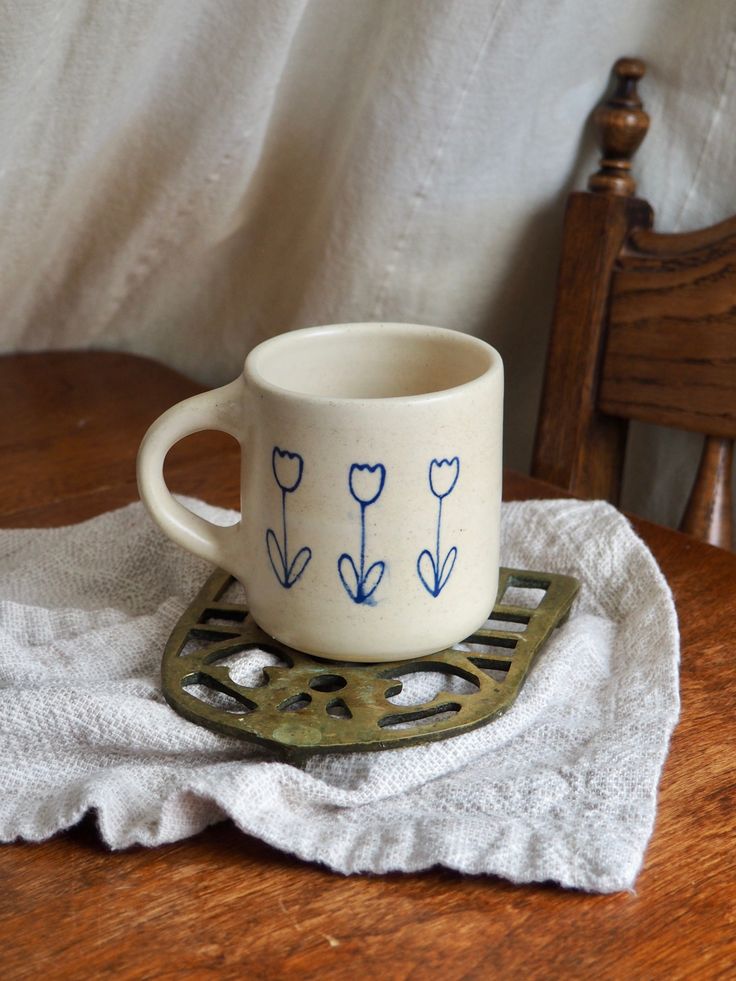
[1,352,734,980]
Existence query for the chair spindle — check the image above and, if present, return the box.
[680,436,734,549]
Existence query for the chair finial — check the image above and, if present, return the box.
[588,57,650,196]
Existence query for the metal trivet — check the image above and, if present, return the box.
[162,568,579,760]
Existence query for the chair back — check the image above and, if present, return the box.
[532,58,734,548]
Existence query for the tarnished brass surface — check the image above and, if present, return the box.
[162,568,579,759]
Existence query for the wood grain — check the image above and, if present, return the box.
[533,57,734,549]
[0,352,734,980]
[601,225,736,437]
[0,351,241,526]
[531,190,651,501]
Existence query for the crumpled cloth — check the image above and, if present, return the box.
[0,498,679,893]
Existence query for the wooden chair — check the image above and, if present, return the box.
[532,57,735,549]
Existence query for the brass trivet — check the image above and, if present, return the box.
[162,568,579,759]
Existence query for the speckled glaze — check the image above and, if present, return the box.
[137,323,503,662]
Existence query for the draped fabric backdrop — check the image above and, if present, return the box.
[1,0,734,527]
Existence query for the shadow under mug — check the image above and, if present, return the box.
[137,322,504,662]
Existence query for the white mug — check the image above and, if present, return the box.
[137,323,503,662]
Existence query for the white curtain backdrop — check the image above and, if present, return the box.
[1,0,734,527]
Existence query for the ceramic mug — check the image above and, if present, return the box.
[137,322,503,662]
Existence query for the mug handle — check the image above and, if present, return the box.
[136,377,245,577]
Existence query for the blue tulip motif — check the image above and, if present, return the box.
[266,447,312,588]
[273,449,302,492]
[417,457,460,597]
[338,463,386,604]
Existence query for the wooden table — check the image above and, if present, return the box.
[1,352,734,981]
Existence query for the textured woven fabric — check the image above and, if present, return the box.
[0,498,679,892]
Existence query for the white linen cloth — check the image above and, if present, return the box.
[0,497,679,893]
[0,1,734,527]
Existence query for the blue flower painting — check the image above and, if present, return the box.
[417,457,460,597]
[338,463,386,604]
[266,447,312,588]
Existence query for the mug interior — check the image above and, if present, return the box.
[247,323,496,400]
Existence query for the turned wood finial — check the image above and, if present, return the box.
[588,57,650,196]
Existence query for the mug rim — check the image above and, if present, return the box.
[244,322,502,404]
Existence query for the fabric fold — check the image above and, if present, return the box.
[0,498,679,893]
